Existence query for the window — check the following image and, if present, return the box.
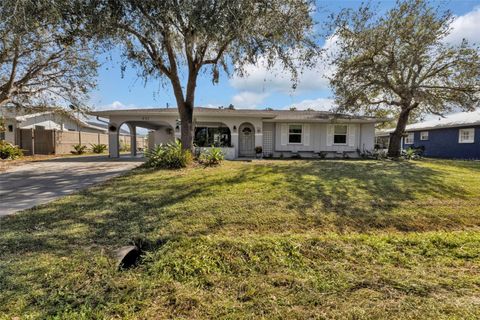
[8,125,13,132]
[420,131,429,140]
[194,127,231,147]
[334,125,348,144]
[404,133,414,144]
[288,125,302,144]
[459,128,475,143]
[0,132,4,141]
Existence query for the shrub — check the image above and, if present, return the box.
[0,141,23,160]
[71,144,88,155]
[119,142,130,152]
[360,149,387,160]
[255,146,263,154]
[402,147,422,160]
[91,143,108,154]
[145,140,192,169]
[199,147,224,166]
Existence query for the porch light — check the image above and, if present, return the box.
[233,125,237,132]
[175,125,180,132]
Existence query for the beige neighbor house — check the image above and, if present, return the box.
[0,109,107,143]
[0,108,144,155]
[91,107,383,160]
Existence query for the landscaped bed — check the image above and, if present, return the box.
[1,159,479,319]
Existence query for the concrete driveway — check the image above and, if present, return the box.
[0,155,144,216]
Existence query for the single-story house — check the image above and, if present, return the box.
[0,109,107,145]
[376,109,480,159]
[91,107,384,159]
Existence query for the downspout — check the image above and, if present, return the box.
[96,116,109,125]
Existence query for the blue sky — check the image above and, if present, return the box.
[90,0,480,112]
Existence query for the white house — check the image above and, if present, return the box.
[91,107,383,159]
[0,109,107,144]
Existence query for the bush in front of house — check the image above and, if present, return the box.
[199,146,224,166]
[91,143,108,154]
[71,144,88,155]
[402,146,423,160]
[145,140,193,169]
[0,141,23,160]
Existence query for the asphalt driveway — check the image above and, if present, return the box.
[0,155,144,216]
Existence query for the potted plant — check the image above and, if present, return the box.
[255,146,263,159]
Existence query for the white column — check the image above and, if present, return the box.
[108,122,119,158]
[129,124,137,156]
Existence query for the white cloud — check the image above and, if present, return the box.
[282,97,335,111]
[231,92,269,109]
[444,7,480,45]
[95,101,139,110]
[229,36,339,107]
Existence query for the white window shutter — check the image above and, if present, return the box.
[348,124,356,147]
[280,124,288,146]
[303,124,310,146]
[326,124,334,146]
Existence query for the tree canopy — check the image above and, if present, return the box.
[0,0,97,111]
[329,0,480,157]
[83,0,318,149]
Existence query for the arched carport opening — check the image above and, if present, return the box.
[114,120,174,157]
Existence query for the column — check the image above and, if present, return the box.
[108,122,119,158]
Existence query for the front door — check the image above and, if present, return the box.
[239,123,255,157]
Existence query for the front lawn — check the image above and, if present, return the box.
[1,160,479,319]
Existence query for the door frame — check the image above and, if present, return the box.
[238,122,255,157]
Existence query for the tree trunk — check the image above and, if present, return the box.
[387,108,411,158]
[178,102,194,151]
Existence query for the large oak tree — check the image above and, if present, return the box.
[0,0,97,111]
[329,0,480,157]
[84,0,318,150]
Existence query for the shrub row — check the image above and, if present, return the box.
[145,141,225,169]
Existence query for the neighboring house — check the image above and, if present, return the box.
[91,107,384,159]
[0,109,107,145]
[376,109,480,159]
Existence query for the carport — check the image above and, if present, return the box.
[90,109,179,158]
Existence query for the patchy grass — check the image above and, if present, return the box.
[1,159,480,319]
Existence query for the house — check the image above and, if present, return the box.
[0,108,107,145]
[90,107,384,159]
[375,109,480,159]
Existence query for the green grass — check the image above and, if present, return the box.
[1,159,480,319]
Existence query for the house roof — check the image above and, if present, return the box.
[90,107,384,123]
[3,109,108,133]
[377,109,480,135]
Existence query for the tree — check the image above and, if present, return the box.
[0,0,97,111]
[329,0,480,157]
[85,0,317,150]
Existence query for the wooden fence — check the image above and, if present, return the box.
[17,128,146,155]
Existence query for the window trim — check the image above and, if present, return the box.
[459,128,475,144]
[288,124,303,144]
[404,132,414,145]
[420,131,429,141]
[333,124,348,145]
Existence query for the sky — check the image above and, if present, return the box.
[90,0,480,113]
